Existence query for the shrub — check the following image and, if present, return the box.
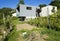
[4,28,19,41]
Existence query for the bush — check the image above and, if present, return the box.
[28,17,48,27]
[28,10,60,31]
[40,28,60,41]
[4,28,19,41]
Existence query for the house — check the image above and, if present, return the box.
[16,4,40,19]
[12,4,57,21]
[40,5,57,17]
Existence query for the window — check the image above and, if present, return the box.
[51,7,55,13]
[26,7,32,10]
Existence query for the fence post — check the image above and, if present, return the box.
[47,8,51,29]
[3,13,5,25]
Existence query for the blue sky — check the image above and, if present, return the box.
[0,0,52,8]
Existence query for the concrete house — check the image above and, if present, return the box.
[16,4,40,18]
[40,5,57,17]
[12,4,57,20]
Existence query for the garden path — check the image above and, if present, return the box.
[16,23,37,31]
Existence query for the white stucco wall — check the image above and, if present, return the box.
[16,4,57,18]
[17,4,39,18]
[12,13,17,16]
[40,5,57,17]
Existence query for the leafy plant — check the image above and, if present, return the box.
[4,28,19,41]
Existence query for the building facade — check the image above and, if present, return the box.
[12,4,57,20]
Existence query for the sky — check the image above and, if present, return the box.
[0,0,52,8]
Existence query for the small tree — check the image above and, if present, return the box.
[18,0,25,6]
[36,8,41,17]
[39,4,46,8]
[49,0,60,9]
[20,0,25,4]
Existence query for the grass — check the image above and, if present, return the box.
[41,28,60,41]
[3,9,60,41]
[4,25,60,41]
[12,17,27,25]
[27,9,60,41]
[4,28,19,41]
[18,27,60,41]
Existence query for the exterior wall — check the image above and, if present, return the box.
[18,4,39,19]
[16,9,20,17]
[12,13,17,16]
[40,5,57,17]
[54,6,57,13]
[15,4,57,19]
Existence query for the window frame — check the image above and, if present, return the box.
[26,7,32,10]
